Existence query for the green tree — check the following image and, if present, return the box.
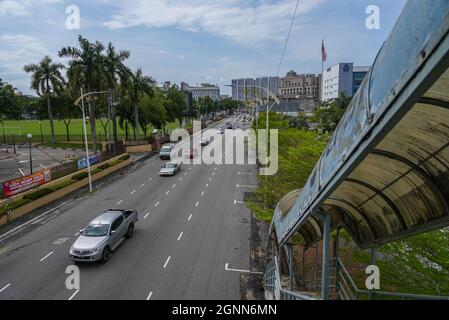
[59,35,106,152]
[128,68,155,140]
[161,82,187,126]
[310,93,352,132]
[0,79,21,119]
[141,91,167,134]
[24,56,65,143]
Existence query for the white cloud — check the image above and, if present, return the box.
[0,0,62,16]
[0,34,51,76]
[103,0,326,44]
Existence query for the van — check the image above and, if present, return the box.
[159,144,174,160]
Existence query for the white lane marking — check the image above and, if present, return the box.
[18,168,25,176]
[238,172,257,175]
[234,200,245,205]
[178,178,182,181]
[117,200,123,205]
[130,190,136,195]
[188,214,193,221]
[154,201,160,207]
[144,212,150,220]
[224,263,263,275]
[172,184,176,189]
[209,178,212,181]
[215,167,218,170]
[212,172,215,176]
[0,283,11,293]
[40,251,54,262]
[163,256,171,269]
[201,191,205,196]
[149,177,153,182]
[0,200,73,243]
[205,184,209,188]
[68,289,80,300]
[189,167,192,171]
[165,190,170,195]
[39,164,47,169]
[177,232,183,241]
[146,291,153,300]
[140,184,145,188]
[184,172,187,176]
[195,201,199,207]
[236,184,257,189]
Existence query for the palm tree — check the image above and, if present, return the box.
[102,43,132,149]
[59,35,105,153]
[24,56,65,143]
[116,95,134,141]
[128,68,155,141]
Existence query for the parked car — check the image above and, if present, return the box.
[159,144,174,160]
[200,137,210,146]
[69,209,138,263]
[217,127,224,134]
[159,162,181,176]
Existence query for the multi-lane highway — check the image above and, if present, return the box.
[0,115,259,300]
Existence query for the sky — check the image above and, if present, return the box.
[0,0,407,96]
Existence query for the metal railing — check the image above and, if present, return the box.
[264,256,319,300]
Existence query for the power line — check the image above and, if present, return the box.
[276,0,300,77]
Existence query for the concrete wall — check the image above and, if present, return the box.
[125,144,152,153]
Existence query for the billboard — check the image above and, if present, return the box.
[77,154,102,170]
[3,169,52,198]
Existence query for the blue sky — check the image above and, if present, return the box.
[0,0,407,96]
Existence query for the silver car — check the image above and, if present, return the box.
[70,209,138,263]
[159,162,181,176]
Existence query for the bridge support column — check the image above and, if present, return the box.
[334,228,340,298]
[287,243,294,291]
[320,212,331,300]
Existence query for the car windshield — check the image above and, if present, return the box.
[83,224,109,237]
[165,163,176,168]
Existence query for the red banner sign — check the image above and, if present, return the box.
[3,169,52,198]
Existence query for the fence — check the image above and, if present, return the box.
[1,142,126,197]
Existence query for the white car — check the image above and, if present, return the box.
[200,137,210,146]
[159,162,181,176]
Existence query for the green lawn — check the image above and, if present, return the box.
[0,119,183,142]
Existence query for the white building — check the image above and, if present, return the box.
[321,63,354,101]
[182,82,220,101]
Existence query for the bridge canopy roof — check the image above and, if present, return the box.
[271,0,449,249]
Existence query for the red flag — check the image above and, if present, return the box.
[322,40,327,62]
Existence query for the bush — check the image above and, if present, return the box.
[120,154,131,161]
[71,172,89,181]
[48,180,74,192]
[23,188,53,201]
[92,168,102,175]
[98,163,111,171]
[0,199,33,216]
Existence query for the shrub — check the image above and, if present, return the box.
[71,172,89,181]
[120,154,131,161]
[23,188,53,201]
[0,199,33,216]
[48,180,74,192]
[92,168,102,175]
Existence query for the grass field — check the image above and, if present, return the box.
[0,119,184,142]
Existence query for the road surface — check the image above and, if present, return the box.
[0,115,260,300]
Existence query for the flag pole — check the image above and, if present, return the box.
[321,39,325,103]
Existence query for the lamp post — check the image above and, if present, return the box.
[1,119,5,145]
[27,133,33,174]
[74,89,109,193]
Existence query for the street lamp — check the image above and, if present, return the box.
[1,118,5,145]
[74,89,109,193]
[27,133,33,174]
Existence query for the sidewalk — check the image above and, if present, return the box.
[0,149,20,161]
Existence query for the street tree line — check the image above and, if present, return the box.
[1,35,243,153]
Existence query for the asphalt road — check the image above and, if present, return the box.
[0,115,260,300]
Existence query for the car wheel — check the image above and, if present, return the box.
[126,224,134,239]
[101,246,111,263]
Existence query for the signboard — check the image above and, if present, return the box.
[77,154,102,170]
[3,169,52,198]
